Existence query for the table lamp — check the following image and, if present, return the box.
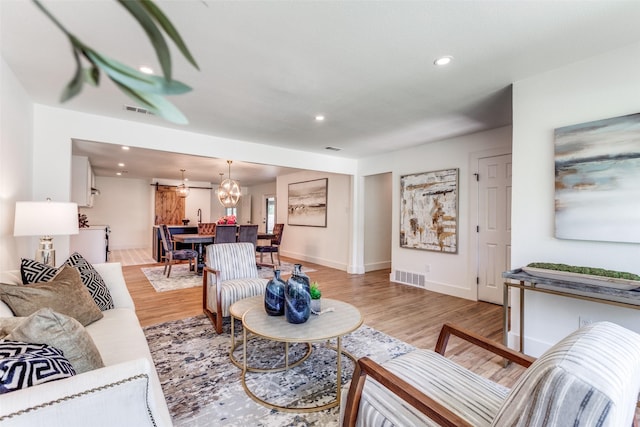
[14,199,79,266]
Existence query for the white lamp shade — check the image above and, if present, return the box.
[14,201,79,236]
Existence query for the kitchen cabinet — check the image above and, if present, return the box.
[72,155,96,207]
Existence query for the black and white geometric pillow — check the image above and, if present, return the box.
[64,253,114,311]
[0,340,76,394]
[20,258,57,284]
[19,253,115,311]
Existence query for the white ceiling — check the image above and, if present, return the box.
[3,1,640,183]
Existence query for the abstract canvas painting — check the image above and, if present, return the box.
[400,168,458,253]
[555,112,640,243]
[288,178,328,227]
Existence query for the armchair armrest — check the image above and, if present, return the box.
[435,323,535,368]
[342,357,474,427]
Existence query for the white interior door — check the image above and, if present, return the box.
[477,154,512,304]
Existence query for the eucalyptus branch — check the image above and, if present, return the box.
[32,0,199,124]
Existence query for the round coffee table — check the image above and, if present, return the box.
[241,298,363,412]
[229,295,311,371]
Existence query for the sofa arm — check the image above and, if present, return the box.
[92,262,135,310]
[0,358,170,427]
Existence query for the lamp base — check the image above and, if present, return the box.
[35,235,56,267]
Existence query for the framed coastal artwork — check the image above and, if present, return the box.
[400,168,458,253]
[554,112,640,244]
[287,178,328,227]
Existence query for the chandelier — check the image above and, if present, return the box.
[176,169,190,198]
[217,160,241,207]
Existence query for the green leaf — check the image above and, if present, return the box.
[112,80,189,125]
[84,64,100,87]
[140,0,199,70]
[117,0,172,80]
[60,47,85,102]
[84,49,191,95]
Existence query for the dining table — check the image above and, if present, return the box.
[172,233,215,274]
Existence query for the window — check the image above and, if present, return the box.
[265,196,276,233]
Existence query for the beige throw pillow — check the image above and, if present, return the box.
[6,308,104,374]
[0,266,103,326]
[0,317,24,338]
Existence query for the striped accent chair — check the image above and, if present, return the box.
[342,322,640,427]
[202,242,268,334]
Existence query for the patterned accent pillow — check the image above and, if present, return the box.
[20,253,114,311]
[0,340,76,394]
[64,253,114,310]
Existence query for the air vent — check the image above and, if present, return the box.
[325,146,342,151]
[393,269,426,288]
[123,104,154,116]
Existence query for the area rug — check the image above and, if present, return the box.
[144,315,415,426]
[142,262,317,292]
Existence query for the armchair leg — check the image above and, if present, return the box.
[202,271,224,334]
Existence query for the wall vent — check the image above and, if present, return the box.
[123,104,155,116]
[325,146,342,151]
[393,270,426,288]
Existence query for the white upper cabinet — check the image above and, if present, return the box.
[71,155,95,207]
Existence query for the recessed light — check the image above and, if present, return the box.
[116,172,122,176]
[139,66,154,74]
[121,146,130,151]
[118,163,125,167]
[315,115,325,122]
[434,56,453,66]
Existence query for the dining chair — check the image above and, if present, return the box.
[197,222,217,235]
[237,224,258,249]
[158,224,198,278]
[214,224,237,244]
[256,223,284,266]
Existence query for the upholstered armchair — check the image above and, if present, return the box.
[202,242,268,334]
[341,321,640,427]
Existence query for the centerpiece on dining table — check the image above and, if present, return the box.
[216,215,236,225]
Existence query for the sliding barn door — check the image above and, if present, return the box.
[154,185,185,225]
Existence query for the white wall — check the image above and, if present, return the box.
[277,171,352,270]
[363,173,392,271]
[359,126,512,299]
[0,58,34,271]
[511,41,640,356]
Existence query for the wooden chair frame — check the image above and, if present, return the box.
[202,266,224,334]
[341,323,536,427]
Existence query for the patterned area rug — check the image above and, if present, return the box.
[141,263,316,292]
[144,315,415,426]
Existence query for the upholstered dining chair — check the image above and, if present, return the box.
[202,242,268,334]
[256,223,284,266]
[158,224,198,278]
[341,321,640,427]
[197,222,216,235]
[214,224,237,244]
[237,224,258,249]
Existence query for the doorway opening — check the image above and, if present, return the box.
[265,195,276,233]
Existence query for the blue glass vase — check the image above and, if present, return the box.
[264,269,286,316]
[285,264,311,324]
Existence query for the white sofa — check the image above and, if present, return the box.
[0,262,172,427]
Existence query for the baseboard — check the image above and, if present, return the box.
[364,260,391,272]
[279,250,348,271]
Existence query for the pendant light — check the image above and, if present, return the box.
[217,160,241,207]
[176,169,190,198]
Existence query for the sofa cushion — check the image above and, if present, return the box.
[0,266,103,326]
[0,340,76,394]
[6,308,104,374]
[492,321,640,427]
[20,253,114,311]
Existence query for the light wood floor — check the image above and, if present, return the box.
[123,254,528,388]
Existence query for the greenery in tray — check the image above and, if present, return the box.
[310,282,322,300]
[527,263,640,281]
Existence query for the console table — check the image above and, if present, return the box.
[502,269,640,353]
